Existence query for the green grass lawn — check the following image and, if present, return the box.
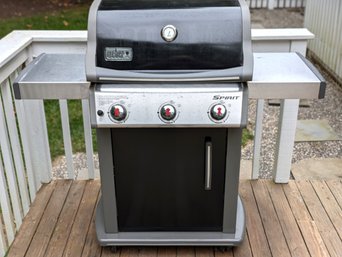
[44,100,97,159]
[0,6,89,38]
[2,6,253,159]
[1,6,93,159]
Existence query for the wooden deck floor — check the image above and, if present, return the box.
[6,179,342,257]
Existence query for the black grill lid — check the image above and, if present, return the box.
[96,6,243,70]
[86,0,253,82]
[99,0,240,10]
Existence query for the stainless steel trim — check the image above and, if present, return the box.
[96,196,246,246]
[86,0,101,81]
[92,124,243,129]
[99,76,240,82]
[93,85,244,128]
[99,85,241,93]
[205,141,212,191]
[238,0,254,81]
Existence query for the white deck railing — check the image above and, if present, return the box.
[304,0,342,81]
[0,29,314,256]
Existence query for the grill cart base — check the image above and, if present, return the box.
[96,196,246,246]
[95,127,246,247]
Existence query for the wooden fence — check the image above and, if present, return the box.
[304,0,342,81]
[247,0,306,9]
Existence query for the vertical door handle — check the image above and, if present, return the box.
[205,141,212,191]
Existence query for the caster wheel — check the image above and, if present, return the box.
[110,246,119,253]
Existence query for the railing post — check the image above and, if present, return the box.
[273,40,308,183]
[252,99,265,179]
[273,99,300,183]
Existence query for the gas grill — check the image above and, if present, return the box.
[86,0,252,247]
[12,0,327,251]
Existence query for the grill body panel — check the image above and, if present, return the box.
[112,128,227,232]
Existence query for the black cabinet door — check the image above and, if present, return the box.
[111,128,227,231]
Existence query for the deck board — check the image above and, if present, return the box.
[266,181,310,257]
[80,193,102,257]
[251,181,291,257]
[8,183,56,257]
[194,247,214,257]
[239,180,272,257]
[25,180,72,257]
[232,230,252,257]
[63,180,100,257]
[158,247,177,257]
[138,247,158,257]
[45,181,86,257]
[311,180,342,239]
[283,181,330,257]
[296,180,342,257]
[325,180,342,208]
[6,179,342,257]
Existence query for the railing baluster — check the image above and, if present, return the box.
[268,0,275,9]
[0,84,23,229]
[11,69,37,200]
[0,153,15,246]
[24,100,52,185]
[82,99,95,179]
[2,78,30,214]
[59,100,75,179]
[0,217,6,257]
[15,100,37,197]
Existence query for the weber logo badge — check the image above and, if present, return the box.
[105,47,133,62]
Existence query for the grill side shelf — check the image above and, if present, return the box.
[13,53,90,100]
[13,54,44,99]
[248,52,326,99]
[13,53,325,100]
[295,52,326,99]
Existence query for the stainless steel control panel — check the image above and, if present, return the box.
[91,84,245,128]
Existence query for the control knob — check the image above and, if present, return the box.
[110,104,127,122]
[210,104,227,121]
[160,104,177,121]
